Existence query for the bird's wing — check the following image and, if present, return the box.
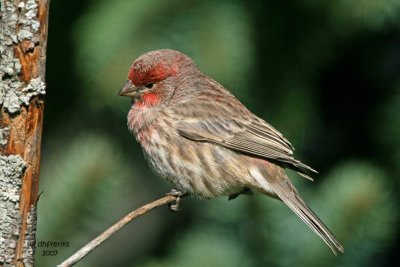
[175,102,317,179]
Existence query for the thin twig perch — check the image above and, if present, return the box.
[58,194,184,267]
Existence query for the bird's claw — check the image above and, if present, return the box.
[166,189,187,212]
[228,187,253,200]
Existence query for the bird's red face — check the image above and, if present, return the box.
[118,49,191,107]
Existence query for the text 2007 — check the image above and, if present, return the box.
[42,250,58,256]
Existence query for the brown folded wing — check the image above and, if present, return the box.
[177,116,317,179]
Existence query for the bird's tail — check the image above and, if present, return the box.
[258,169,344,255]
[279,189,344,255]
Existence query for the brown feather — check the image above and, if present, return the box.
[177,117,317,178]
[262,169,344,254]
[173,76,317,179]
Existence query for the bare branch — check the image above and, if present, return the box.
[58,194,185,267]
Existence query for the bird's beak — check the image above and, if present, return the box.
[118,80,140,97]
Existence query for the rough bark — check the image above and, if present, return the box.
[0,0,49,266]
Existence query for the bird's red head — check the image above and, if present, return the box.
[128,51,181,86]
[119,49,195,106]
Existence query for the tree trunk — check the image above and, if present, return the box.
[0,0,49,266]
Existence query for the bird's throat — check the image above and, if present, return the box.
[134,92,160,108]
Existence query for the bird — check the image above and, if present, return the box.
[118,49,344,255]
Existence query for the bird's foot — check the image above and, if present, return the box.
[228,187,253,200]
[166,189,188,212]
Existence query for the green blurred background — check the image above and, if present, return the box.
[35,0,400,266]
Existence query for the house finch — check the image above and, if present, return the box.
[119,49,344,254]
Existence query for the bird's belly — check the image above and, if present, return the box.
[140,130,250,198]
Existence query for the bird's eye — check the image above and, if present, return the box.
[145,83,154,89]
